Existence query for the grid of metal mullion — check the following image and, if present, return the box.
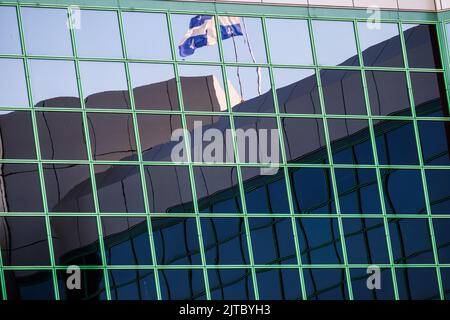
[353,20,399,300]
[307,18,354,299]
[66,7,112,300]
[14,4,61,300]
[398,21,445,300]
[213,13,260,300]
[260,15,307,300]
[166,11,212,300]
[116,9,163,300]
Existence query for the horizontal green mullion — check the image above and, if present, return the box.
[2,264,449,271]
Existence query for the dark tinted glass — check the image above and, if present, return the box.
[396,268,439,300]
[304,268,349,300]
[426,170,450,214]
[403,24,441,69]
[418,121,450,165]
[159,269,206,300]
[0,111,36,159]
[350,268,395,300]
[58,269,106,300]
[209,269,254,300]
[433,218,450,264]
[5,270,55,300]
[410,72,449,117]
[256,269,302,300]
[95,165,144,213]
[108,269,156,300]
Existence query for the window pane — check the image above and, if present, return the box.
[273,68,320,114]
[266,18,312,65]
[426,170,450,214]
[122,12,171,60]
[257,269,302,300]
[6,270,55,300]
[79,61,129,109]
[44,164,94,213]
[327,119,374,165]
[178,64,225,112]
[350,268,394,300]
[366,71,411,116]
[0,111,36,159]
[304,268,348,300]
[75,10,122,58]
[95,165,144,213]
[171,14,219,62]
[321,70,367,115]
[144,165,193,213]
[0,6,21,54]
[28,59,80,108]
[0,58,28,107]
[396,268,439,300]
[281,117,328,163]
[410,72,449,117]
[36,111,87,160]
[22,8,72,56]
[403,24,441,69]
[433,218,450,263]
[358,22,403,67]
[226,66,273,112]
[87,112,137,161]
[208,269,254,300]
[159,269,205,299]
[129,63,179,111]
[108,269,156,300]
[418,120,450,166]
[222,17,266,63]
[313,20,359,66]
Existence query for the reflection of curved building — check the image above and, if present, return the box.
[1,22,450,300]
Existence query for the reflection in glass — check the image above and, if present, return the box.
[178,64,226,112]
[327,119,374,165]
[171,14,219,62]
[59,269,106,300]
[144,165,193,213]
[266,18,312,65]
[153,218,202,265]
[201,218,249,264]
[273,68,320,114]
[396,268,439,300]
[226,66,273,112]
[257,269,301,300]
[209,269,254,300]
[0,6,21,54]
[0,111,36,159]
[122,12,171,60]
[75,10,123,58]
[321,70,366,115]
[296,218,343,264]
[410,72,449,117]
[312,20,359,66]
[389,218,434,264]
[102,217,151,264]
[290,168,336,214]
[375,120,419,165]
[95,165,144,213]
[433,218,450,263]
[108,270,156,300]
[222,17,266,63]
[358,22,403,67]
[29,60,80,108]
[366,71,410,116]
[1,217,50,265]
[0,59,28,107]
[350,268,394,300]
[418,121,450,165]
[0,164,43,212]
[343,218,389,264]
[51,216,99,265]
[426,170,450,214]
[249,218,296,264]
[335,169,382,214]
[159,269,205,300]
[80,62,129,109]
[22,8,72,56]
[5,270,55,300]
[304,268,348,300]
[43,164,94,212]
[403,24,441,69]
[281,117,327,163]
[381,170,425,214]
[129,63,179,111]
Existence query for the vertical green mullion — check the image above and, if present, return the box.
[16,4,60,300]
[260,15,307,300]
[166,12,211,300]
[308,18,354,300]
[437,20,450,109]
[116,9,162,300]
[353,20,399,300]
[67,7,111,300]
[214,14,260,300]
[398,21,444,300]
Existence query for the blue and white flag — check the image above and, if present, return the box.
[179,16,243,57]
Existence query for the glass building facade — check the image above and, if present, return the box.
[0,0,450,300]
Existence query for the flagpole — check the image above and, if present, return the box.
[241,18,262,96]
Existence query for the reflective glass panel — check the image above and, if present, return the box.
[426,170,450,214]
[5,270,55,300]
[396,268,439,300]
[418,121,450,166]
[159,269,205,300]
[304,268,348,300]
[403,24,441,69]
[0,7,21,54]
[410,72,449,117]
[0,110,36,159]
[108,270,156,300]
[256,269,302,300]
[0,58,28,107]
[209,269,254,300]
